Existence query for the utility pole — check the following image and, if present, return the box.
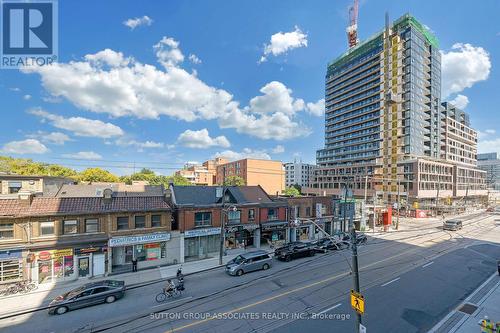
[435,176,440,217]
[218,186,226,265]
[345,183,362,332]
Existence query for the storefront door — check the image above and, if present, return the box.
[38,260,52,284]
[93,254,105,276]
[125,246,133,263]
[78,257,90,277]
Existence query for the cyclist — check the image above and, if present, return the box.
[164,279,175,296]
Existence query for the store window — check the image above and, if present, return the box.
[194,212,212,227]
[85,219,99,233]
[0,223,14,239]
[135,242,164,262]
[40,221,54,236]
[227,210,241,224]
[151,215,162,228]
[117,217,129,230]
[0,259,22,282]
[248,209,255,221]
[63,220,78,234]
[135,215,146,229]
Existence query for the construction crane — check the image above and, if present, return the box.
[346,0,359,48]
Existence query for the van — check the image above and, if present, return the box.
[225,250,272,276]
[443,219,463,231]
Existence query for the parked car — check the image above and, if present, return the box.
[225,250,272,276]
[443,219,463,231]
[275,242,316,261]
[48,280,125,315]
[340,233,367,246]
[312,238,349,253]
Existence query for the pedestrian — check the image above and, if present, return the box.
[132,258,138,272]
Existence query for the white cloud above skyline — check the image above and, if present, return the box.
[0,139,48,155]
[62,151,103,160]
[260,26,308,63]
[29,108,124,138]
[123,15,153,30]
[177,129,230,149]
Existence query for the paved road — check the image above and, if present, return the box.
[0,212,498,333]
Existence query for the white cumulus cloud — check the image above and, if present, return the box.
[62,151,102,160]
[260,26,308,63]
[177,129,230,149]
[272,145,285,154]
[441,43,491,98]
[448,94,469,109]
[213,148,271,161]
[29,108,124,138]
[27,131,71,145]
[306,98,325,116]
[23,38,315,141]
[478,137,500,154]
[0,139,48,155]
[188,54,202,64]
[114,137,165,149]
[123,15,153,30]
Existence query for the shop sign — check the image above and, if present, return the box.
[0,249,22,259]
[261,222,288,231]
[184,227,221,238]
[37,249,73,261]
[75,246,107,255]
[109,232,171,247]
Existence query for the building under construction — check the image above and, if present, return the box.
[308,13,487,211]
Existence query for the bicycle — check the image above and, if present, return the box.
[2,281,38,296]
[155,286,182,303]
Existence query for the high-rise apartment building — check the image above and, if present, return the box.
[312,13,486,207]
[284,161,316,188]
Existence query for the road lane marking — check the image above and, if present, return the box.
[166,245,428,332]
[152,296,193,308]
[315,303,342,315]
[381,277,400,287]
[422,261,434,268]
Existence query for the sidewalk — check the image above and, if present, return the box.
[430,273,500,333]
[0,247,248,318]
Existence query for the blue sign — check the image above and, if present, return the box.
[0,249,22,259]
[1,0,58,69]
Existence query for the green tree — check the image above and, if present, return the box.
[0,156,77,178]
[283,186,301,197]
[120,168,158,184]
[223,175,245,186]
[165,174,191,186]
[78,167,119,183]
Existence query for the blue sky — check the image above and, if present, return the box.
[0,0,498,175]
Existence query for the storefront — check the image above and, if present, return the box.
[184,227,220,261]
[74,246,107,278]
[296,225,311,241]
[225,224,259,249]
[0,249,23,283]
[34,249,74,284]
[109,232,171,273]
[260,221,288,247]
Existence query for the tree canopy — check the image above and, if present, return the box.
[0,156,190,186]
[223,175,245,186]
[283,186,301,197]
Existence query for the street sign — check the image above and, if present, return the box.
[360,323,366,333]
[350,290,365,314]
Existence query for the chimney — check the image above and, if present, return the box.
[18,190,34,207]
[103,188,113,204]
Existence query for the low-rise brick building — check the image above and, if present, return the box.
[170,185,288,261]
[0,189,177,284]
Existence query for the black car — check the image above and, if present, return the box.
[312,238,346,253]
[340,233,367,245]
[48,280,125,315]
[275,242,316,261]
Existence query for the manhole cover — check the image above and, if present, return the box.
[458,303,478,315]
